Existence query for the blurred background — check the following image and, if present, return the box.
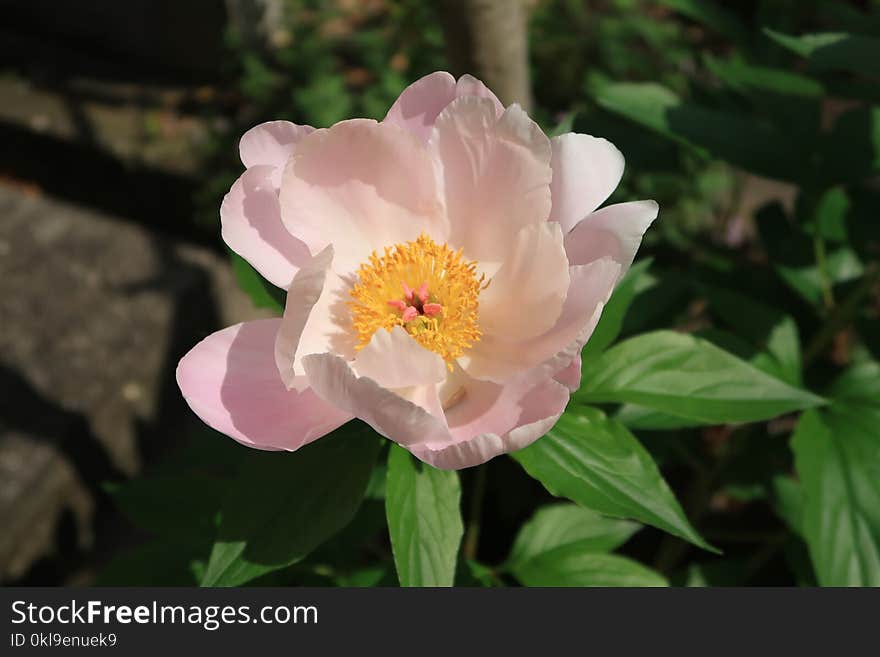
[1,0,878,586]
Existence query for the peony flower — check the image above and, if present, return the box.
[176,71,657,470]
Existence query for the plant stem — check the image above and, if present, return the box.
[812,234,835,312]
[803,263,879,367]
[462,465,489,561]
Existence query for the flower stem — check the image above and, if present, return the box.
[812,234,835,312]
[462,465,488,561]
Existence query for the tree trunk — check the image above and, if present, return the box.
[439,0,533,112]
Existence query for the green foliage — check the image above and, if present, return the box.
[578,331,824,424]
[201,422,381,586]
[385,445,463,586]
[512,407,713,552]
[506,504,640,574]
[791,408,880,586]
[102,0,880,589]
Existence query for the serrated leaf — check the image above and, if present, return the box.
[201,422,380,587]
[386,445,463,587]
[791,408,880,586]
[576,331,824,424]
[512,407,714,551]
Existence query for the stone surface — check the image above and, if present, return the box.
[0,181,272,581]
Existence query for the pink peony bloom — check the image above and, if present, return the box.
[176,71,658,469]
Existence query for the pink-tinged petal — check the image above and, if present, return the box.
[275,246,357,389]
[463,258,620,382]
[554,354,582,391]
[354,326,447,389]
[479,221,569,342]
[280,119,446,274]
[302,353,450,447]
[384,71,457,143]
[384,72,505,143]
[454,74,505,115]
[176,319,351,451]
[549,133,625,234]
[432,98,552,264]
[565,200,659,278]
[410,377,570,470]
[220,165,311,289]
[240,120,315,186]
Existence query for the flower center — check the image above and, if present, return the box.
[349,234,485,364]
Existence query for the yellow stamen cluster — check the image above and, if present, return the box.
[349,234,485,364]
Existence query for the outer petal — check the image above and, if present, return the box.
[410,377,570,470]
[176,319,351,451]
[354,326,447,389]
[454,74,505,114]
[302,353,450,447]
[384,71,457,144]
[275,246,357,389]
[240,120,315,186]
[553,354,582,391]
[564,200,659,278]
[479,221,569,342]
[463,258,620,382]
[384,72,504,143]
[220,165,312,288]
[280,119,445,275]
[431,98,552,264]
[549,133,625,234]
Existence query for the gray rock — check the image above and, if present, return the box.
[0,182,272,582]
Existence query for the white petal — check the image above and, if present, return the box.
[549,133,624,234]
[354,326,447,389]
[479,221,569,342]
[565,200,659,279]
[274,246,357,389]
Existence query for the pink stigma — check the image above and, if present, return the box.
[389,281,442,323]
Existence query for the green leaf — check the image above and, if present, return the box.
[595,82,806,182]
[776,247,865,306]
[506,503,639,572]
[581,258,652,360]
[576,331,825,424]
[512,407,714,551]
[821,105,880,182]
[765,30,880,78]
[791,408,880,586]
[230,251,285,313]
[656,0,748,44]
[705,57,824,98]
[386,445,463,587]
[97,538,208,586]
[681,558,749,587]
[201,422,381,586]
[615,404,706,431]
[513,551,667,587]
[772,476,805,536]
[703,286,803,386]
[829,359,880,408]
[549,111,576,137]
[106,474,224,540]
